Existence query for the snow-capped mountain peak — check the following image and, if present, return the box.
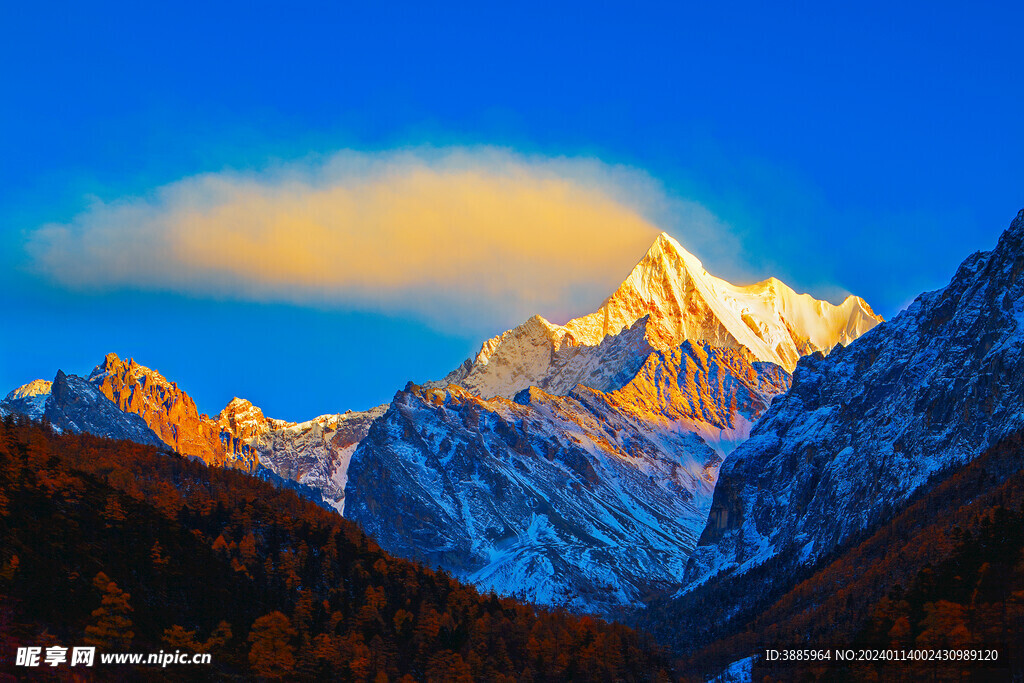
[1,379,53,420]
[5,379,52,401]
[566,231,881,370]
[444,231,881,400]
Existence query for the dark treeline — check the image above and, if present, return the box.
[0,416,673,681]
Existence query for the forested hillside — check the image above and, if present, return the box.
[647,430,1024,681]
[0,416,673,681]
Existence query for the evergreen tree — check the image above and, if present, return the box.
[84,572,134,650]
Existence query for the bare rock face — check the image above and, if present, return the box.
[345,341,790,613]
[89,353,255,469]
[686,209,1024,590]
[86,355,389,511]
[0,351,383,513]
[248,405,388,514]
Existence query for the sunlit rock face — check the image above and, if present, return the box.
[686,209,1024,592]
[90,353,253,468]
[88,354,387,512]
[346,341,790,613]
[0,351,383,512]
[442,233,881,400]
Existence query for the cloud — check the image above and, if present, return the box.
[26,147,738,333]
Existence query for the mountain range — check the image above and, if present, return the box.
[7,207,1024,680]
[1,230,882,615]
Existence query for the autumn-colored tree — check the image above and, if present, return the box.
[239,531,258,566]
[212,534,230,555]
[425,650,472,683]
[248,611,297,678]
[150,540,170,568]
[162,624,201,651]
[204,621,233,653]
[102,495,127,525]
[916,600,974,648]
[84,572,134,650]
[887,616,912,647]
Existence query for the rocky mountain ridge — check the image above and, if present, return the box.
[2,354,384,512]
[42,370,164,447]
[685,208,1024,591]
[346,340,791,612]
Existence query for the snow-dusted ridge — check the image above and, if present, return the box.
[346,341,790,612]
[2,379,52,420]
[684,209,1024,592]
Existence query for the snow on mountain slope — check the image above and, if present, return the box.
[1,379,52,420]
[42,370,164,446]
[444,232,880,400]
[686,209,1024,590]
[345,341,790,612]
[246,403,388,513]
[439,314,655,399]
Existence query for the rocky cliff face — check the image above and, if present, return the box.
[345,341,790,612]
[444,233,881,400]
[86,354,388,510]
[686,209,1024,589]
[3,353,383,511]
[89,353,254,469]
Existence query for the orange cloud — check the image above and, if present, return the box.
[27,149,729,331]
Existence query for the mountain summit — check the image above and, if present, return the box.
[444,232,881,399]
[345,231,881,612]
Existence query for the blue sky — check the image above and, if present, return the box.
[2,1,1022,420]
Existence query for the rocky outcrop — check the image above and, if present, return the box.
[251,405,387,514]
[89,353,253,468]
